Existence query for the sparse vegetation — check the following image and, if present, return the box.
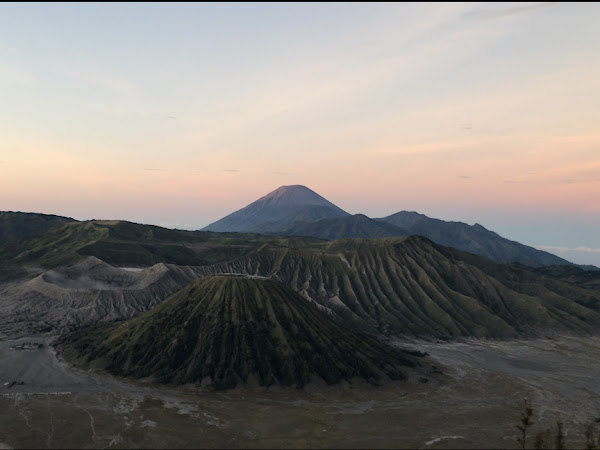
[534,428,553,449]
[517,402,600,449]
[517,400,533,449]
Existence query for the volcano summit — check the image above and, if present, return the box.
[202,185,349,233]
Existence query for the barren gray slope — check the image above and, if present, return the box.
[202,185,349,233]
[0,257,201,339]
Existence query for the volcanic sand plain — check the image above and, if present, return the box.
[1,334,600,449]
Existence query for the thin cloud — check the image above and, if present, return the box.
[537,245,600,254]
[144,168,168,172]
[462,2,556,21]
[221,169,239,173]
[459,175,472,179]
[459,123,506,136]
[272,171,295,175]
[167,116,177,120]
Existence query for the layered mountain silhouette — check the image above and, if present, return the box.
[376,211,573,267]
[58,275,421,389]
[3,219,600,342]
[202,185,582,268]
[202,185,349,233]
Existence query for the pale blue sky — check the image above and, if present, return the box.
[1,2,599,265]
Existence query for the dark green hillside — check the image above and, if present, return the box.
[0,220,105,281]
[197,236,600,339]
[58,276,420,389]
[0,211,75,249]
[532,265,600,290]
[273,214,410,240]
[0,219,323,281]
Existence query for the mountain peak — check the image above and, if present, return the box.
[202,185,349,233]
[256,185,340,208]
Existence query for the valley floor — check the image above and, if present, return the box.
[1,335,599,449]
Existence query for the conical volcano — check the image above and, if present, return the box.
[58,275,420,389]
[202,185,349,233]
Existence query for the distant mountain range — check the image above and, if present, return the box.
[201,185,584,269]
[1,187,593,271]
[375,211,575,267]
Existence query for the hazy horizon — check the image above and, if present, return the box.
[1,2,599,265]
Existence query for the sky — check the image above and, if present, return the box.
[0,2,599,266]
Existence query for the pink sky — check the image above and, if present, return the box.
[0,3,599,265]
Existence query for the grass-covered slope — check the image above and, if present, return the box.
[58,276,420,389]
[0,211,75,249]
[197,236,600,339]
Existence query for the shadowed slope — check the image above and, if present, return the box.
[58,276,420,389]
[272,214,410,240]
